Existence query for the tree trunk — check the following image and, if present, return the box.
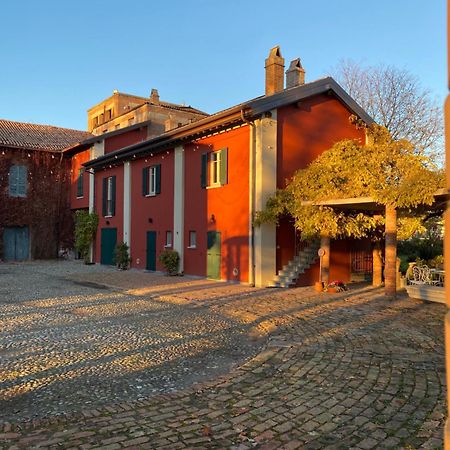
[321,235,331,286]
[372,241,383,286]
[385,205,397,298]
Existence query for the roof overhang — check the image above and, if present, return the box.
[84,77,374,170]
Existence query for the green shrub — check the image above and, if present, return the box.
[74,211,99,264]
[159,249,180,275]
[114,242,131,270]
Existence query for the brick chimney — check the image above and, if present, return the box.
[150,88,160,104]
[265,46,285,95]
[286,58,305,88]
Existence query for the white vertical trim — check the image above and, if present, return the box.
[173,145,185,272]
[248,123,256,286]
[254,110,277,287]
[123,162,131,247]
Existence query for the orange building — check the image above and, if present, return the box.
[68,47,374,287]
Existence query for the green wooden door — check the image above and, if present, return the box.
[100,228,117,265]
[207,231,221,280]
[3,227,29,261]
[146,231,157,271]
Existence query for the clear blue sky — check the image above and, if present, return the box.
[0,0,445,131]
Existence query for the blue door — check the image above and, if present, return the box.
[100,228,117,265]
[3,227,29,261]
[146,231,157,271]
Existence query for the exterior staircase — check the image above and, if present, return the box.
[269,240,321,288]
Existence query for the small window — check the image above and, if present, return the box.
[99,113,104,124]
[102,176,116,217]
[128,117,134,126]
[165,231,172,248]
[201,148,228,188]
[93,116,99,128]
[76,168,84,198]
[9,165,27,197]
[115,124,120,130]
[142,165,161,196]
[188,231,197,248]
[106,109,113,120]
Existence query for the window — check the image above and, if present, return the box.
[165,231,172,248]
[102,176,116,217]
[106,109,113,120]
[188,231,197,248]
[201,148,228,188]
[142,164,161,196]
[93,116,99,128]
[76,168,84,198]
[9,165,27,197]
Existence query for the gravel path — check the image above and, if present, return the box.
[0,261,265,423]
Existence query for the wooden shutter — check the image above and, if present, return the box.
[155,164,161,194]
[219,148,228,185]
[77,169,83,197]
[201,153,208,188]
[9,166,18,196]
[18,166,27,196]
[102,177,108,216]
[111,176,116,216]
[142,167,149,196]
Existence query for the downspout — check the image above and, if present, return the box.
[241,108,256,286]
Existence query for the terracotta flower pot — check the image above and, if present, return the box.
[327,287,337,293]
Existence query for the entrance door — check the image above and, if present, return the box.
[207,231,221,280]
[100,228,117,265]
[3,227,29,261]
[146,231,157,271]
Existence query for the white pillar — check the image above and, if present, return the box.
[253,110,277,287]
[123,162,131,247]
[248,123,256,286]
[173,145,185,272]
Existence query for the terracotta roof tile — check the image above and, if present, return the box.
[0,119,92,152]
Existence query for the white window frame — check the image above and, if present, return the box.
[209,151,221,187]
[188,231,197,249]
[106,176,114,217]
[146,166,157,197]
[165,230,173,248]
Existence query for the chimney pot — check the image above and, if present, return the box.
[286,58,305,89]
[150,88,160,104]
[265,46,285,95]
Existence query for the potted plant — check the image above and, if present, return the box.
[74,210,99,264]
[114,242,131,270]
[327,280,347,293]
[159,249,180,276]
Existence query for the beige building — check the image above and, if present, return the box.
[87,88,208,136]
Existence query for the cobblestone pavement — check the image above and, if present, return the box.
[0,261,446,449]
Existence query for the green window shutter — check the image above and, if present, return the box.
[201,153,208,188]
[155,164,161,194]
[142,167,149,196]
[220,148,228,185]
[19,166,27,196]
[77,169,83,197]
[9,166,18,196]
[111,176,116,216]
[102,177,108,216]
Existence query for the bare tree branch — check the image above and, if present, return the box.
[333,60,443,158]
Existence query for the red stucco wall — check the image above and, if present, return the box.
[184,125,250,282]
[70,148,90,210]
[94,166,124,262]
[276,95,367,282]
[129,150,174,271]
[104,127,148,154]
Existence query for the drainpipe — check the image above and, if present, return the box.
[241,108,256,286]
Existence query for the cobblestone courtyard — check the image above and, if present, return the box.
[0,261,446,449]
